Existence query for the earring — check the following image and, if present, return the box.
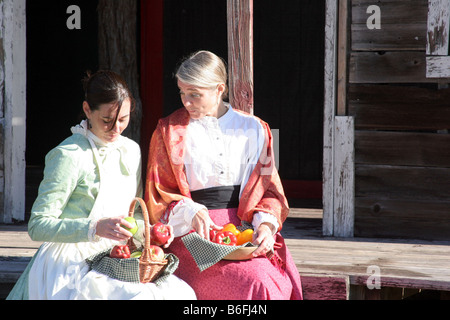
[87,119,92,129]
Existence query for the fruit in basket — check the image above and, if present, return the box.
[236,228,254,245]
[223,223,240,237]
[214,231,237,246]
[151,222,171,246]
[110,245,131,259]
[149,245,165,261]
[130,251,142,258]
[121,217,138,235]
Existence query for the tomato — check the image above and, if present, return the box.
[214,231,237,246]
[209,228,219,241]
[222,223,240,237]
[110,245,131,259]
[236,228,254,245]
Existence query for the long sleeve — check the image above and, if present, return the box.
[28,144,95,243]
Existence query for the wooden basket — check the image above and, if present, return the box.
[127,197,168,283]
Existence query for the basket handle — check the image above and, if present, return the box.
[128,197,151,250]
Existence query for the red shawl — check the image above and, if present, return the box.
[144,108,289,231]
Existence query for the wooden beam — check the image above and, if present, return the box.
[323,0,339,236]
[301,274,349,300]
[139,0,164,178]
[427,0,450,55]
[226,0,254,114]
[333,116,354,237]
[1,0,26,223]
[349,51,450,83]
[98,0,142,143]
[426,56,450,78]
[348,84,450,130]
[337,0,349,116]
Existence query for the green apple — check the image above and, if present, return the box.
[130,251,142,258]
[122,217,138,235]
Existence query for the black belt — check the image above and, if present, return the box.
[190,185,240,209]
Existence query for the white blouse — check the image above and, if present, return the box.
[167,106,280,236]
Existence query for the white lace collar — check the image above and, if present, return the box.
[70,120,124,149]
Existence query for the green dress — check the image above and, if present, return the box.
[7,123,142,299]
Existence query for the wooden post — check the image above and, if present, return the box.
[426,0,450,56]
[426,0,450,78]
[323,0,339,236]
[98,0,142,143]
[1,0,27,223]
[333,116,354,237]
[324,0,355,237]
[337,0,349,116]
[227,0,254,114]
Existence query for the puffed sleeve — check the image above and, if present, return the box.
[28,146,93,243]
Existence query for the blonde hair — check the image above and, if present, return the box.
[175,50,229,99]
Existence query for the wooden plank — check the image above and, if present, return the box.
[227,0,254,114]
[348,84,450,130]
[337,0,349,116]
[4,213,450,299]
[288,233,450,293]
[349,51,449,83]
[300,274,349,300]
[355,197,450,240]
[352,0,427,52]
[352,0,428,25]
[322,0,339,236]
[333,117,354,237]
[351,23,426,51]
[355,131,450,168]
[1,0,26,223]
[355,164,450,201]
[426,55,450,78]
[426,0,450,55]
[355,164,450,239]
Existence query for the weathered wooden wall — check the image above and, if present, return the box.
[0,0,26,223]
[348,0,450,240]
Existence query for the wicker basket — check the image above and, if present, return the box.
[127,197,168,283]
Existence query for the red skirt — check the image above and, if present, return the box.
[166,208,303,300]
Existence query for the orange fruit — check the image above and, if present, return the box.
[222,223,240,237]
[237,229,254,245]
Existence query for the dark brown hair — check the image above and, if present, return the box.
[82,70,135,131]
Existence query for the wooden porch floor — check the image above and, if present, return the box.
[1,204,450,299]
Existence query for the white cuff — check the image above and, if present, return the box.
[88,219,101,242]
[167,198,207,237]
[252,211,279,235]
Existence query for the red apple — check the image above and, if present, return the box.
[148,244,165,262]
[209,228,218,242]
[151,222,171,246]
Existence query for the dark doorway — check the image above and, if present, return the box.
[26,0,99,166]
[254,1,325,205]
[146,0,325,206]
[25,0,99,218]
[162,0,229,117]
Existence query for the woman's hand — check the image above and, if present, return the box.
[95,216,133,241]
[191,208,222,240]
[252,223,276,257]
